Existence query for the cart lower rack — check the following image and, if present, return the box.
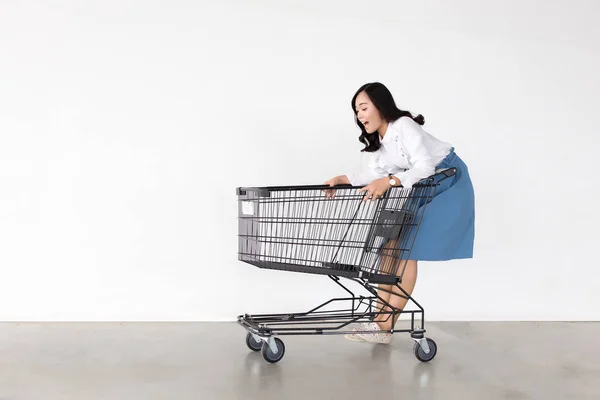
[236,168,456,363]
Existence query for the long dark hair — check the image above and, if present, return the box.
[352,82,425,152]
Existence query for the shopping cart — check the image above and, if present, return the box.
[236,168,456,363]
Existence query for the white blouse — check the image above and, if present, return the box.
[346,117,453,188]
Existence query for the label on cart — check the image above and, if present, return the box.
[241,201,255,215]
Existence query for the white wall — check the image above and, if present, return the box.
[1,0,598,321]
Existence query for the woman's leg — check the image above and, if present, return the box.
[373,284,392,323]
[377,260,418,331]
[374,239,417,330]
[345,242,418,343]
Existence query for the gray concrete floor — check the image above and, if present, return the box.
[0,321,598,399]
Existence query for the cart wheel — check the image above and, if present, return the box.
[261,338,285,364]
[246,332,262,352]
[414,338,437,362]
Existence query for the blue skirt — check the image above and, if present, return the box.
[402,149,475,261]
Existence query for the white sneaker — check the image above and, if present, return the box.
[344,322,373,341]
[344,322,392,344]
[344,330,366,342]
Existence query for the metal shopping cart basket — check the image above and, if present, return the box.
[236,168,456,364]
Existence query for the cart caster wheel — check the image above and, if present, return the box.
[261,338,285,364]
[414,338,437,362]
[246,332,263,352]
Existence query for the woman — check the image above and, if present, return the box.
[324,82,475,344]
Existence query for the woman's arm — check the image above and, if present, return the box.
[395,120,438,188]
[346,152,387,186]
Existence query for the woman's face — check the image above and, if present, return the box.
[354,91,385,134]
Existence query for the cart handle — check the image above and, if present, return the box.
[237,168,456,196]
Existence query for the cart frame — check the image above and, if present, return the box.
[236,168,456,363]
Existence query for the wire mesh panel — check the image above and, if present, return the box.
[237,181,437,282]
